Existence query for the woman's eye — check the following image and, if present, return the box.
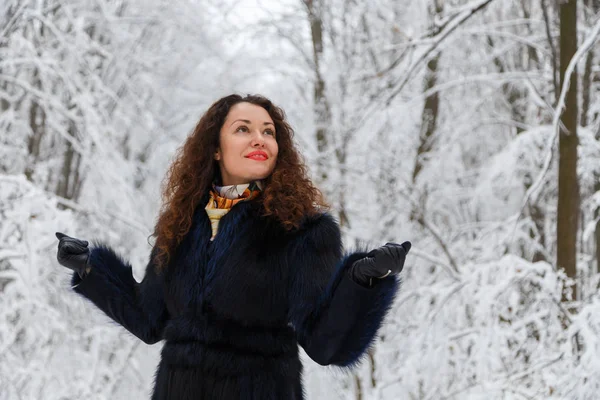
[235,125,274,137]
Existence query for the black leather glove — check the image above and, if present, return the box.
[349,241,411,286]
[56,232,91,279]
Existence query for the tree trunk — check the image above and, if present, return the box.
[583,0,600,275]
[541,0,559,103]
[580,48,593,129]
[55,121,83,202]
[25,68,46,182]
[412,53,440,183]
[354,374,362,400]
[412,0,443,184]
[581,0,599,129]
[0,2,9,113]
[596,161,600,274]
[557,0,579,302]
[304,0,331,185]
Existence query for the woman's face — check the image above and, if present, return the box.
[215,102,279,186]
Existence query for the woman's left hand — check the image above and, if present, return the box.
[349,241,411,286]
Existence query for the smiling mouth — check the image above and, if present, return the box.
[247,155,268,161]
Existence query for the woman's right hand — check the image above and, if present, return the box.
[56,232,91,278]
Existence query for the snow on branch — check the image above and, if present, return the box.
[384,0,495,105]
[518,16,600,214]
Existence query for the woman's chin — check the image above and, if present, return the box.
[247,170,274,181]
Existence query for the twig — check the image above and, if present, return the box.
[541,0,559,100]
[385,0,495,105]
[409,248,461,281]
[415,214,461,275]
[52,193,151,235]
[0,1,29,41]
[0,175,151,235]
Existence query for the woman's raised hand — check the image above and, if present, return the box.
[349,241,411,286]
[55,232,91,278]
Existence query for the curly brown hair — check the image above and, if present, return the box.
[151,94,328,271]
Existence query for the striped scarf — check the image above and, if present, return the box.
[205,181,263,241]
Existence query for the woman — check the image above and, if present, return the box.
[56,94,411,399]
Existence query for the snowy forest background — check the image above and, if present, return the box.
[1,0,600,398]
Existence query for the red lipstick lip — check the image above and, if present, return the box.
[245,151,268,159]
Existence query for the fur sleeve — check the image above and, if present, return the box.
[70,244,169,344]
[287,213,400,368]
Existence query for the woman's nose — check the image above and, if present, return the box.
[251,131,265,146]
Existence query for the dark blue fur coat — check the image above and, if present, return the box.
[71,193,400,399]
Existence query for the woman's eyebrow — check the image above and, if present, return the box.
[230,119,275,127]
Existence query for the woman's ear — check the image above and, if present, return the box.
[214,151,220,160]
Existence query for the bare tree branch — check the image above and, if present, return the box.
[384,0,495,105]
